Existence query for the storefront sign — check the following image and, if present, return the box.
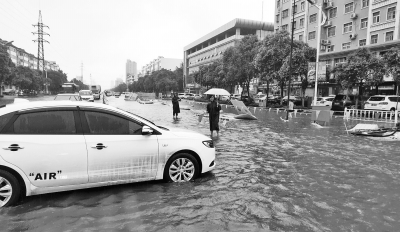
[308,62,326,81]
[378,85,395,90]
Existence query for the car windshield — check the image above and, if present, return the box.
[317,98,323,101]
[79,91,92,95]
[369,97,385,101]
[54,95,81,101]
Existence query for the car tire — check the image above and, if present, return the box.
[164,153,200,183]
[0,170,21,207]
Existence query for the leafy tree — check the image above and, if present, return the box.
[12,66,43,91]
[331,48,385,107]
[112,83,127,93]
[70,78,88,91]
[0,44,14,95]
[45,70,68,93]
[383,47,400,94]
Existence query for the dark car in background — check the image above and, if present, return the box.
[331,94,357,111]
[114,92,121,98]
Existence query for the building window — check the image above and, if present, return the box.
[386,31,394,41]
[293,21,297,30]
[343,22,353,33]
[359,39,366,46]
[387,7,396,20]
[299,34,303,41]
[283,0,289,2]
[282,24,288,31]
[360,18,368,29]
[342,42,351,50]
[293,5,298,14]
[327,45,335,52]
[300,18,304,27]
[345,2,354,14]
[373,11,380,24]
[362,0,369,8]
[283,9,289,18]
[300,1,305,11]
[276,14,280,23]
[371,34,378,44]
[309,14,317,23]
[327,26,336,37]
[309,31,316,40]
[334,57,346,66]
[277,0,280,8]
[329,7,337,19]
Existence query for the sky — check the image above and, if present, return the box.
[0,0,274,89]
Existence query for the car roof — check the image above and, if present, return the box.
[0,101,115,116]
[57,93,79,96]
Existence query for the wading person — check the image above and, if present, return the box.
[172,92,180,119]
[207,95,221,137]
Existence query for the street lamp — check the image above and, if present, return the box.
[285,0,296,120]
[307,0,327,106]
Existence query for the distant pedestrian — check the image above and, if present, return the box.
[172,92,180,119]
[207,95,221,137]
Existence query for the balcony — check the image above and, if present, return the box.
[372,0,396,9]
[370,20,395,32]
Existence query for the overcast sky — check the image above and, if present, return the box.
[0,0,274,89]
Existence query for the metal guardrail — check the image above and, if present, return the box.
[344,107,399,123]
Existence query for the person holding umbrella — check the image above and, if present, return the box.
[172,92,180,119]
[207,95,221,137]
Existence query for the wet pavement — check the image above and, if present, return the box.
[1,95,400,232]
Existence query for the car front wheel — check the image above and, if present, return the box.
[0,170,21,208]
[164,153,199,182]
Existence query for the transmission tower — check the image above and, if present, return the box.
[32,10,50,74]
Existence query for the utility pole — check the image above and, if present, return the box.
[81,62,83,84]
[286,0,296,120]
[32,10,50,93]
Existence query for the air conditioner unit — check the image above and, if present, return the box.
[321,40,331,45]
[323,21,332,27]
[350,33,357,40]
[325,2,334,9]
[350,13,358,19]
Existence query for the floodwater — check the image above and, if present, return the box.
[1,95,400,232]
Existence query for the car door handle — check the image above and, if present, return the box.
[3,144,24,151]
[91,143,107,150]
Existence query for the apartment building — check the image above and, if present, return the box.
[275,0,400,96]
[141,56,182,75]
[126,59,137,84]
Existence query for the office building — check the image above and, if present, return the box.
[275,0,400,96]
[183,18,274,93]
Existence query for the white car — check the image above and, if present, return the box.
[314,96,334,107]
[364,95,400,111]
[79,90,94,102]
[0,101,215,207]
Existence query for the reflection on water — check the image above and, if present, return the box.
[1,97,400,231]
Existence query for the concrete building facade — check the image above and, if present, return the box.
[275,0,400,96]
[126,59,137,84]
[141,56,182,75]
[183,18,274,92]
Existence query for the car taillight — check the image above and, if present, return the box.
[379,102,388,105]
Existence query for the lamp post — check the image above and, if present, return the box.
[285,0,296,120]
[307,0,327,106]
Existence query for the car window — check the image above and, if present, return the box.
[326,98,334,101]
[317,98,323,101]
[84,111,142,135]
[55,95,81,101]
[388,97,400,102]
[13,111,76,134]
[0,113,14,132]
[334,95,346,101]
[369,97,385,101]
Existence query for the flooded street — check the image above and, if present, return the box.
[1,96,400,232]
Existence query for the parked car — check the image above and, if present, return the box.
[177,93,193,99]
[254,94,266,103]
[313,96,335,107]
[364,95,400,111]
[54,94,82,101]
[79,90,94,102]
[3,89,15,95]
[186,93,195,100]
[194,94,203,100]
[0,101,216,207]
[231,94,241,100]
[114,92,121,98]
[331,94,357,111]
[282,96,302,105]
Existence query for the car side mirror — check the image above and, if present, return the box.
[142,126,153,135]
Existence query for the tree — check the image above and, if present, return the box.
[383,47,400,94]
[112,83,127,93]
[12,66,43,91]
[46,70,68,93]
[70,78,88,91]
[0,44,14,95]
[331,48,386,107]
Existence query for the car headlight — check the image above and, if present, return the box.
[202,140,214,148]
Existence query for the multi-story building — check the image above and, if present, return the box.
[115,77,124,87]
[275,0,400,96]
[141,56,182,75]
[183,18,274,93]
[126,59,137,84]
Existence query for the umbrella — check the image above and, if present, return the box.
[203,88,230,96]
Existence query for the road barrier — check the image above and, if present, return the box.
[344,107,398,124]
